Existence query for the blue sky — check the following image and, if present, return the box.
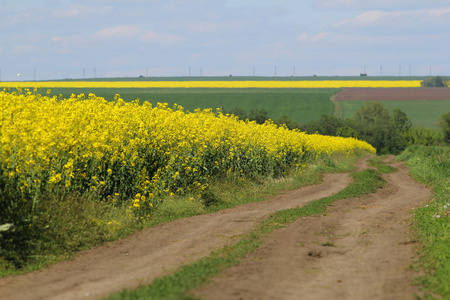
[1,0,450,80]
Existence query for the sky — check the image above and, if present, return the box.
[1,0,450,81]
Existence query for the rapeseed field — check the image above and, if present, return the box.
[0,80,421,88]
[0,89,374,228]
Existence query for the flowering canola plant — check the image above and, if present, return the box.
[0,89,375,225]
[0,80,421,89]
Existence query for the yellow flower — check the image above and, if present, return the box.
[49,173,62,183]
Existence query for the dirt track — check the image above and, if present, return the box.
[193,158,431,300]
[0,157,431,300]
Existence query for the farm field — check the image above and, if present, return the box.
[335,88,450,129]
[0,79,422,88]
[338,100,450,129]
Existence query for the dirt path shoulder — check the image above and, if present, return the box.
[0,170,352,300]
[193,160,431,300]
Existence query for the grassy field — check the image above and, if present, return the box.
[338,100,450,129]
[42,87,338,125]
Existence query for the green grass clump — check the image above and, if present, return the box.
[368,155,398,173]
[107,160,385,300]
[397,145,450,299]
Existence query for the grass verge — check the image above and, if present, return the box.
[106,161,385,300]
[397,145,450,299]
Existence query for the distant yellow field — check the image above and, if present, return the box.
[0,80,422,88]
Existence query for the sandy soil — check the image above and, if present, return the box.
[335,87,450,101]
[0,169,353,300]
[193,159,431,300]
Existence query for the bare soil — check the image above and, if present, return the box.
[335,87,450,101]
[0,157,431,300]
[193,158,431,300]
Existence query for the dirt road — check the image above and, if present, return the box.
[193,159,431,300]
[0,169,352,300]
[0,158,431,300]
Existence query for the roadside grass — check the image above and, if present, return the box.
[0,151,367,277]
[106,158,386,300]
[397,145,450,299]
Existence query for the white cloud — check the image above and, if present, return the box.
[297,31,330,42]
[140,31,186,45]
[334,10,388,26]
[95,25,141,38]
[334,8,450,27]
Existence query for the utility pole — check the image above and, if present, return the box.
[274,66,277,77]
[293,66,295,76]
[83,67,85,79]
[253,66,255,77]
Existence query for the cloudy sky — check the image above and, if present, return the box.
[1,0,449,81]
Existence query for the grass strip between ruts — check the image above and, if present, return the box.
[106,166,386,300]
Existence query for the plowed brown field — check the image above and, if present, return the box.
[335,87,450,101]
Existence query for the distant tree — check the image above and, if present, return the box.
[248,109,269,124]
[300,115,344,135]
[275,114,300,130]
[404,127,444,146]
[336,126,358,138]
[353,102,390,125]
[225,107,248,120]
[438,111,450,144]
[392,108,412,132]
[421,76,448,87]
[352,103,407,154]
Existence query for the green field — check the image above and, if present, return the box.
[45,88,338,125]
[338,100,450,129]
